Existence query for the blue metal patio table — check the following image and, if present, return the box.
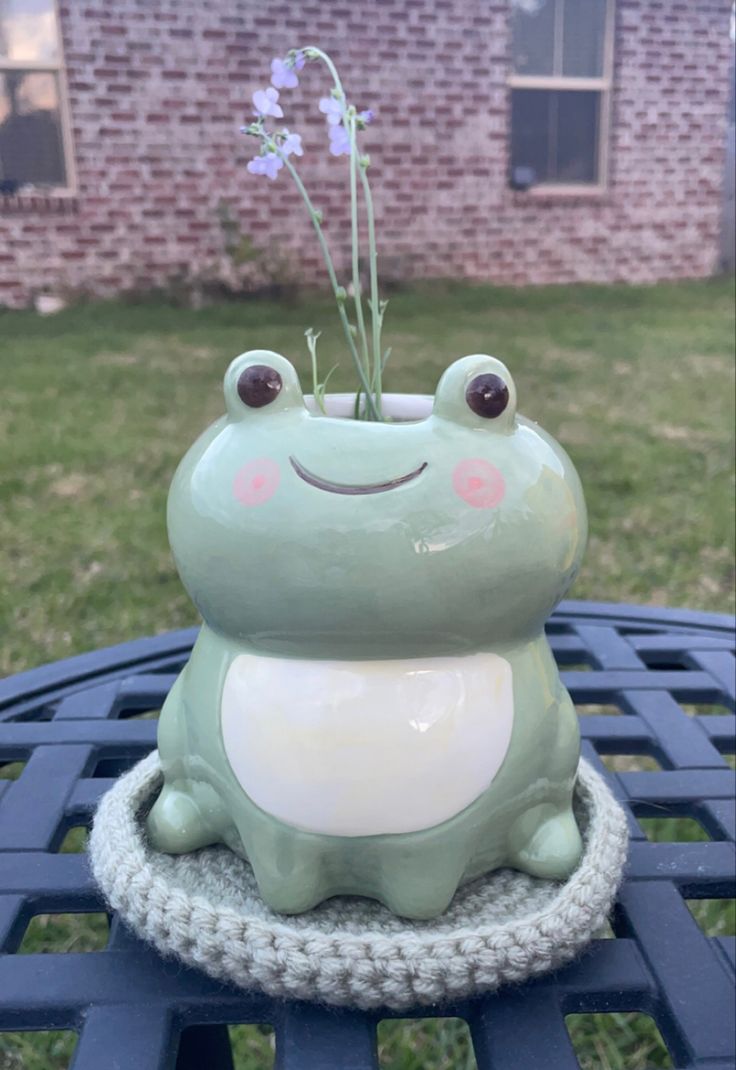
[0,600,734,1070]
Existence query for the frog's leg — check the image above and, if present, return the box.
[236,804,469,919]
[246,848,327,916]
[146,782,219,853]
[374,845,469,920]
[245,833,468,920]
[507,686,583,880]
[507,802,582,879]
[146,668,225,854]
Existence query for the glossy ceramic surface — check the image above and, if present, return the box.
[147,351,588,918]
[221,649,514,836]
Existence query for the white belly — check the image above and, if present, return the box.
[220,651,514,837]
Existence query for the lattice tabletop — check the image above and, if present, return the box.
[0,601,734,1070]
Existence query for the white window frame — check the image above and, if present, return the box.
[0,0,77,196]
[508,0,616,195]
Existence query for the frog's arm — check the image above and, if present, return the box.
[147,625,234,853]
[507,662,582,880]
[155,625,230,766]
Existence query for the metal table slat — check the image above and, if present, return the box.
[0,600,733,1069]
[71,1006,175,1070]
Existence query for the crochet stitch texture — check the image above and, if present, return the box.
[91,752,628,1010]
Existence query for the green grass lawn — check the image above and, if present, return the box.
[1,277,733,676]
[0,278,734,1070]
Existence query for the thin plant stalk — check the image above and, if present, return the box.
[306,45,384,418]
[305,329,325,413]
[246,46,387,419]
[302,46,346,98]
[358,159,383,408]
[278,150,380,419]
[348,112,371,388]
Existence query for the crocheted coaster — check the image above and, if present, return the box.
[90,753,628,1010]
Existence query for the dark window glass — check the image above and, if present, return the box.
[511,88,599,185]
[556,90,599,181]
[0,70,66,187]
[0,0,59,62]
[512,0,608,79]
[511,0,556,76]
[562,0,607,77]
[511,88,553,183]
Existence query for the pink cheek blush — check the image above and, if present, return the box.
[233,458,280,507]
[452,458,506,509]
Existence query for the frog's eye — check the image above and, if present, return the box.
[237,364,283,408]
[465,373,509,419]
[433,355,516,428]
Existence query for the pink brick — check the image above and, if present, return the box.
[0,0,732,307]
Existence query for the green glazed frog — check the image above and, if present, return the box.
[146,350,587,919]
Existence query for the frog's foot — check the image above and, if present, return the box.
[254,871,461,920]
[248,847,464,920]
[377,875,460,921]
[248,856,326,915]
[146,782,219,854]
[370,846,467,920]
[509,804,582,881]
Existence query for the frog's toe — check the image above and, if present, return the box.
[146,783,218,854]
[510,807,582,881]
[379,881,458,921]
[246,851,326,915]
[376,858,465,920]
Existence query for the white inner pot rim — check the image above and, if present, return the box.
[304,392,433,421]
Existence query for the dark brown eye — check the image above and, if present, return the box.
[465,373,509,418]
[237,364,283,408]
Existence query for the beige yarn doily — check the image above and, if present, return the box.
[90,751,628,1010]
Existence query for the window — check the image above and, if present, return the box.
[0,0,74,193]
[509,0,614,191]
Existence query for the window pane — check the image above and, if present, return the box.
[510,88,600,185]
[0,0,58,62]
[0,71,66,187]
[562,0,607,77]
[511,88,552,184]
[511,0,557,76]
[556,89,599,181]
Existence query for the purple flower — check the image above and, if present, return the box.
[271,57,298,90]
[252,86,283,118]
[358,109,374,125]
[281,130,303,157]
[247,152,284,180]
[293,50,306,71]
[328,124,351,156]
[319,96,345,126]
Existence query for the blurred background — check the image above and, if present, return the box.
[0,0,734,302]
[0,2,734,1069]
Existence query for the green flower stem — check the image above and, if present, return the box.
[358,158,383,408]
[291,45,386,418]
[347,112,372,399]
[302,46,346,99]
[305,329,324,413]
[278,149,380,420]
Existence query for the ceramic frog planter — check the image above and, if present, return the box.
[146,349,587,920]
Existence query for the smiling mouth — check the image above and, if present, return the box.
[289,456,428,495]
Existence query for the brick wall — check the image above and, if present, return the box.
[0,0,732,308]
